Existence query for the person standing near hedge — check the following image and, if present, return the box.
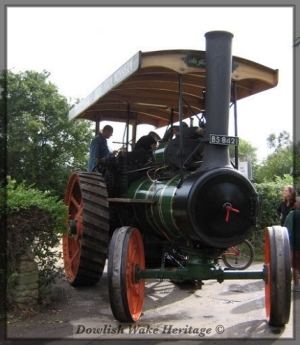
[276,185,297,226]
[284,196,300,291]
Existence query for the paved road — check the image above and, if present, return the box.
[4,262,299,345]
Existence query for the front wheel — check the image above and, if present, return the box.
[264,226,291,326]
[107,226,145,322]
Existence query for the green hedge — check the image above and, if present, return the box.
[251,174,294,259]
[1,177,68,306]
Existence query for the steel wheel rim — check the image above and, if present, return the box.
[264,230,271,320]
[63,173,83,283]
[264,226,291,326]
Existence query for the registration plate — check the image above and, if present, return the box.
[209,134,239,146]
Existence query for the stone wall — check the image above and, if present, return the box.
[10,251,39,309]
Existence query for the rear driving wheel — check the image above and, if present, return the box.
[108,226,145,322]
[264,226,291,326]
[62,172,110,286]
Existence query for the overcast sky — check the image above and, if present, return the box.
[7,6,294,161]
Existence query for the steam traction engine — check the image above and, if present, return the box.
[63,31,291,326]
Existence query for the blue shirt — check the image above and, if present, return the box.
[87,134,109,172]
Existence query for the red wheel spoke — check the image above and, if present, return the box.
[126,232,143,317]
[70,195,82,211]
[69,246,81,264]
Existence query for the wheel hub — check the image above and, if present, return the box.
[69,220,78,235]
[68,206,83,240]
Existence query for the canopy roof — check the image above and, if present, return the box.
[69,49,278,128]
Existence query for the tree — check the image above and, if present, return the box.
[0,70,7,184]
[229,138,258,164]
[293,140,300,193]
[229,138,258,179]
[255,131,293,183]
[1,70,94,197]
[266,130,291,150]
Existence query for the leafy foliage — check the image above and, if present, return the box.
[0,71,7,182]
[229,137,258,164]
[2,177,68,306]
[250,174,294,258]
[1,70,94,198]
[293,140,300,193]
[254,131,293,183]
[267,130,291,150]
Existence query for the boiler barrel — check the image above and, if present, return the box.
[127,174,184,239]
[126,168,258,248]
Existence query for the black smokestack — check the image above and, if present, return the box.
[199,31,233,171]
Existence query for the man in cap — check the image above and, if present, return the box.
[87,125,114,172]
